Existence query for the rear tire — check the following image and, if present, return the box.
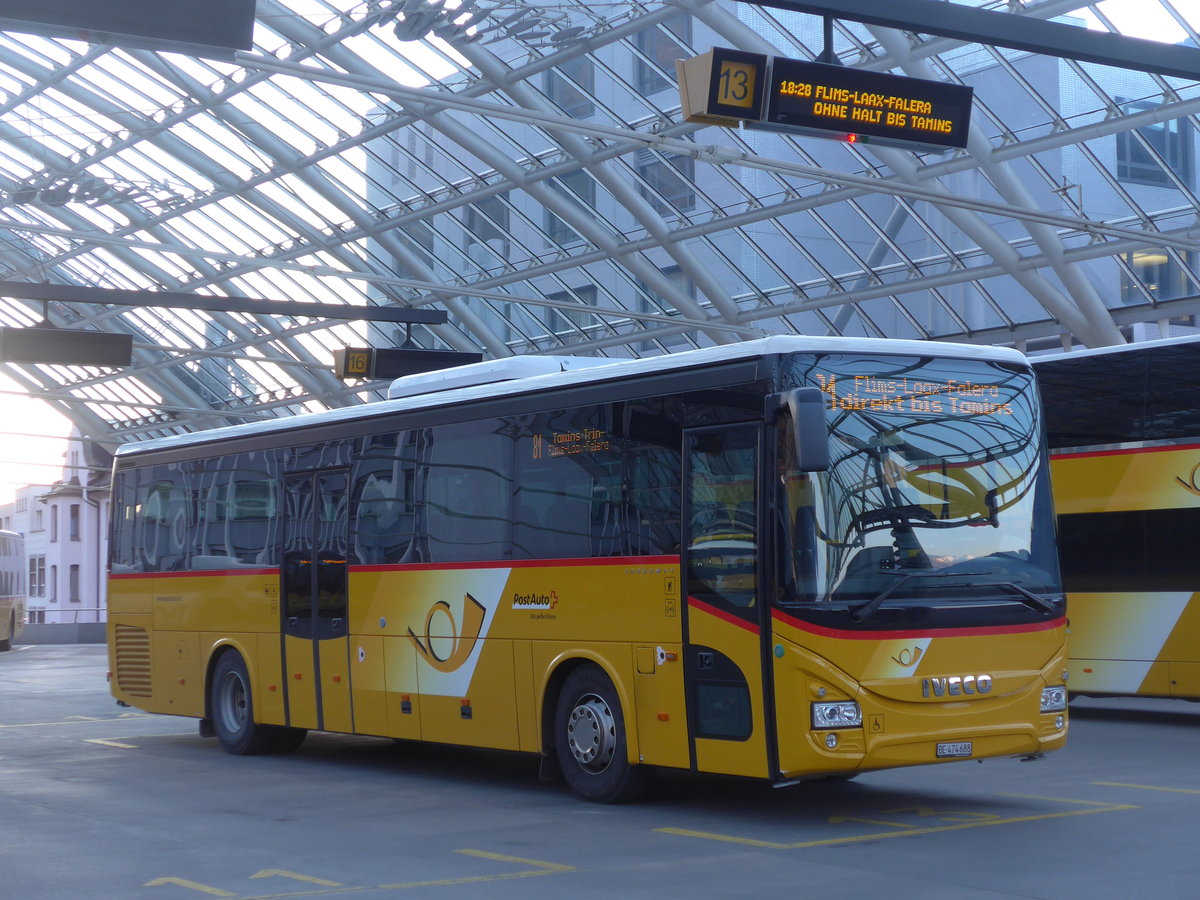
[209,651,276,755]
[554,664,648,803]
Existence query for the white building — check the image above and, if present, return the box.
[0,431,112,625]
[0,483,52,624]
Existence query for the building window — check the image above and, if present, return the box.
[634,13,691,95]
[49,565,57,602]
[28,609,45,624]
[1121,247,1197,303]
[33,508,43,532]
[546,55,594,118]
[637,266,694,351]
[69,504,81,541]
[28,555,45,598]
[545,285,599,342]
[69,565,80,603]
[1117,99,1194,188]
[49,506,57,542]
[637,149,695,214]
[464,193,510,261]
[545,168,596,245]
[465,194,509,245]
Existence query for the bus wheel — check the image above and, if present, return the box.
[209,651,275,755]
[0,612,12,651]
[554,665,648,803]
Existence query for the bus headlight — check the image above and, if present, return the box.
[811,700,862,729]
[1040,686,1067,713]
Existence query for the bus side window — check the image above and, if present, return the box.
[621,400,682,557]
[350,432,418,565]
[424,421,512,563]
[140,464,191,572]
[514,407,620,560]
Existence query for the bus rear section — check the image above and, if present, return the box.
[0,530,26,651]
[1036,338,1200,701]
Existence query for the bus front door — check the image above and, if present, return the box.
[683,424,771,779]
[281,469,352,734]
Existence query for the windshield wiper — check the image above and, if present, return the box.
[987,581,1060,614]
[848,570,977,623]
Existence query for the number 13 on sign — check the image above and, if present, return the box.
[717,60,758,108]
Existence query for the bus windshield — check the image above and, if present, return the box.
[778,352,1061,608]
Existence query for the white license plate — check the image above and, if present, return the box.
[936,741,973,759]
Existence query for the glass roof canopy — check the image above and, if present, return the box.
[0,0,1197,446]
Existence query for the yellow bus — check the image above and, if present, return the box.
[108,337,1067,801]
[1,529,26,652]
[1035,336,1200,701]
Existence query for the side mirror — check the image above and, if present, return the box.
[768,387,830,473]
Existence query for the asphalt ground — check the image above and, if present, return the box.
[2,643,1197,899]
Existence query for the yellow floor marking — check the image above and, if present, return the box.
[376,849,575,890]
[658,798,1137,850]
[1095,782,1200,795]
[146,852,575,899]
[144,876,236,896]
[829,815,918,829]
[85,738,139,750]
[0,714,152,729]
[250,870,343,887]
[999,792,1136,807]
[455,849,574,872]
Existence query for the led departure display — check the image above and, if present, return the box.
[679,48,974,151]
[765,58,973,150]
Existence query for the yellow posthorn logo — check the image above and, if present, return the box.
[1176,462,1200,497]
[891,646,924,667]
[408,593,486,672]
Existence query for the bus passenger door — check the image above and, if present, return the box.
[281,470,352,733]
[683,425,770,779]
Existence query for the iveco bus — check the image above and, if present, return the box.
[108,337,1067,801]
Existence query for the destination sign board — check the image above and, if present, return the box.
[764,58,973,150]
[678,48,974,152]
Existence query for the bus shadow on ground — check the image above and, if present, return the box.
[270,732,1055,822]
[1066,700,1200,727]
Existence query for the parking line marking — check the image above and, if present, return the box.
[999,792,1133,806]
[145,876,236,896]
[86,738,139,749]
[455,850,574,872]
[250,869,343,886]
[1095,782,1200,795]
[0,714,152,729]
[658,798,1137,849]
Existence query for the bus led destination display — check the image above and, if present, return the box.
[765,58,973,150]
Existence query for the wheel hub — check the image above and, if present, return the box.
[217,672,248,734]
[565,693,616,773]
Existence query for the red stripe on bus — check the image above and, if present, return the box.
[687,596,761,635]
[770,608,1066,640]
[1051,442,1200,461]
[353,555,679,573]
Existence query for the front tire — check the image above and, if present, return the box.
[554,664,648,803]
[209,650,276,755]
